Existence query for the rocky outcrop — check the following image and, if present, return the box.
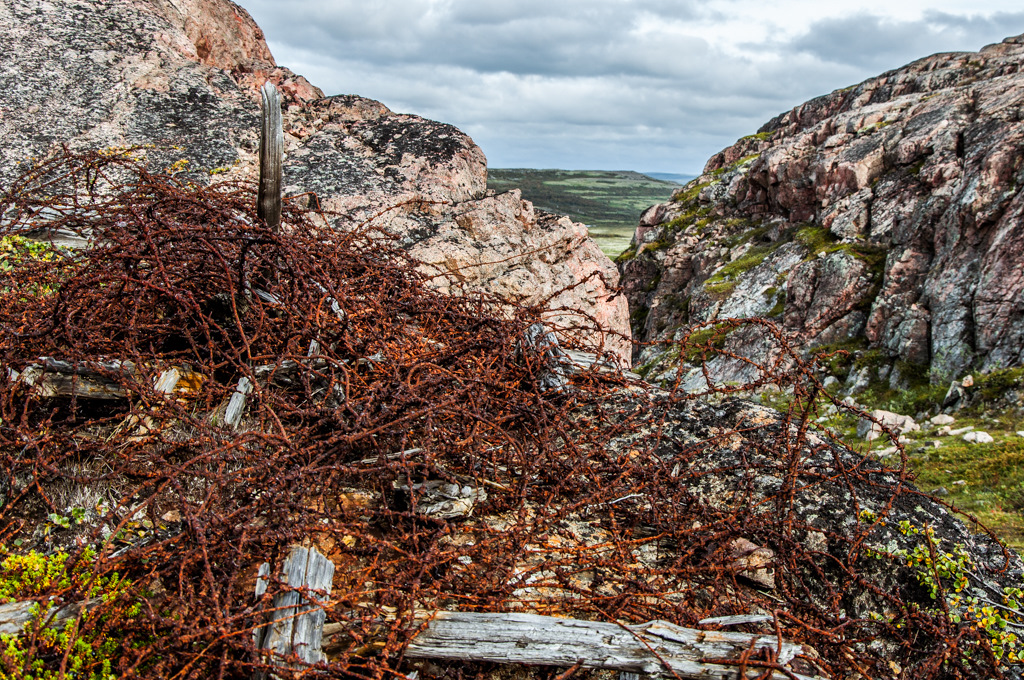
[0,0,629,361]
[621,35,1024,383]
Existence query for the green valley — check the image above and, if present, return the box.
[487,169,691,257]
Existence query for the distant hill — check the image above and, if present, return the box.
[487,169,684,257]
[643,172,696,184]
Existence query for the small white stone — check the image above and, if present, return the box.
[964,431,994,444]
[930,414,955,426]
[1017,431,1024,438]
[949,426,975,436]
[952,480,967,486]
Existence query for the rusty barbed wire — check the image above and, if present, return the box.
[0,148,1017,680]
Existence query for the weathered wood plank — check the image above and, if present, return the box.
[698,614,774,628]
[153,367,181,395]
[254,545,335,679]
[257,82,283,230]
[17,227,92,249]
[397,612,823,680]
[224,377,254,430]
[19,358,138,399]
[0,598,100,636]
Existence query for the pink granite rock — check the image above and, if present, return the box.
[621,35,1024,382]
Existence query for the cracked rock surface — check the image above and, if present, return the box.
[620,35,1024,382]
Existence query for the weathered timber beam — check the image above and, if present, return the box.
[381,612,823,680]
[254,545,335,679]
[0,598,100,636]
[17,358,139,399]
[257,82,283,230]
[223,376,254,430]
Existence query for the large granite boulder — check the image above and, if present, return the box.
[0,0,630,361]
[620,35,1024,383]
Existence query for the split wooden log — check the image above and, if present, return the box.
[223,376,254,430]
[393,479,487,519]
[520,323,571,393]
[257,82,283,230]
[254,545,335,679]
[698,614,774,628]
[389,612,823,680]
[0,598,100,636]
[18,358,138,399]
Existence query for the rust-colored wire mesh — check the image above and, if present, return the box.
[0,149,1019,680]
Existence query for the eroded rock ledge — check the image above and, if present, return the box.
[621,35,1024,384]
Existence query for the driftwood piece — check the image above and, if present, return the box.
[153,367,181,395]
[698,614,774,628]
[398,612,823,680]
[0,598,100,636]
[393,479,487,519]
[257,82,283,230]
[254,546,335,679]
[19,358,138,399]
[521,323,571,393]
[224,377,254,430]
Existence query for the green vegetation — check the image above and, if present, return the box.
[794,364,1024,549]
[863,519,1024,662]
[710,153,760,176]
[0,236,72,298]
[487,169,692,257]
[794,224,888,275]
[703,244,777,297]
[0,235,63,272]
[0,546,138,679]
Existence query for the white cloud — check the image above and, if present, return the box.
[238,1,1024,172]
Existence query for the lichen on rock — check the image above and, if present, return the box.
[621,35,1024,385]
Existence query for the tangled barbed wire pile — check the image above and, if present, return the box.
[0,149,1020,680]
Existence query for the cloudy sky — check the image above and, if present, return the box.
[236,1,1024,174]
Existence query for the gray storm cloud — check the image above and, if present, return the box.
[237,1,1024,172]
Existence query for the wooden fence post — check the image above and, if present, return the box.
[257,82,283,231]
[253,545,335,679]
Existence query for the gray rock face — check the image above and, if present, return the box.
[620,35,1024,382]
[0,0,630,361]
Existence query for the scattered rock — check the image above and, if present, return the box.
[952,480,967,487]
[729,538,776,590]
[930,414,956,426]
[961,375,975,388]
[943,382,968,410]
[931,487,950,497]
[845,366,873,396]
[856,410,920,441]
[964,431,995,444]
[949,426,975,436]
